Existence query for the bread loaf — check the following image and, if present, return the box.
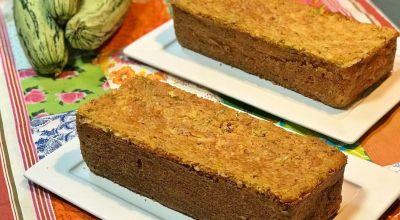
[77,76,347,220]
[172,0,398,108]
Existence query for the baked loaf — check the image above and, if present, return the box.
[172,0,398,108]
[77,76,347,220]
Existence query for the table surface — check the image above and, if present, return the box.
[0,0,399,219]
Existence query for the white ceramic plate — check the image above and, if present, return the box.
[123,20,400,144]
[25,137,400,220]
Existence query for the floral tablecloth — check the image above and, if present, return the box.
[0,0,400,219]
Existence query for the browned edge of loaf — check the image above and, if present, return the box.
[77,116,345,220]
[172,4,398,108]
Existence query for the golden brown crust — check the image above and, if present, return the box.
[78,76,347,203]
[172,0,398,67]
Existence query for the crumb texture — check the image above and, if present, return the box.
[78,77,347,203]
[172,0,398,67]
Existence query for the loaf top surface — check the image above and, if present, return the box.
[78,77,347,203]
[172,0,398,68]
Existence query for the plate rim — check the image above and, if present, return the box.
[123,20,400,144]
[24,137,400,220]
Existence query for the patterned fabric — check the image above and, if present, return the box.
[31,111,78,160]
[0,7,56,220]
[0,0,399,220]
[19,56,108,118]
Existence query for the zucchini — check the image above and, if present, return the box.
[65,0,131,50]
[14,0,68,75]
[45,0,81,25]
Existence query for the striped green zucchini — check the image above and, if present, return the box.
[65,0,131,50]
[14,0,68,75]
[45,0,81,24]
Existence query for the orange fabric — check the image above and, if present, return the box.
[51,194,97,220]
[360,103,400,220]
[361,103,400,166]
[98,0,171,53]
[51,0,171,219]
[379,200,400,220]
[387,205,400,220]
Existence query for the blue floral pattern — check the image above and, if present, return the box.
[31,111,77,160]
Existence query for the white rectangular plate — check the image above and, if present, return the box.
[25,137,400,220]
[123,20,400,144]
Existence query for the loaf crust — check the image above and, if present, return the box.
[77,77,347,220]
[172,0,398,108]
